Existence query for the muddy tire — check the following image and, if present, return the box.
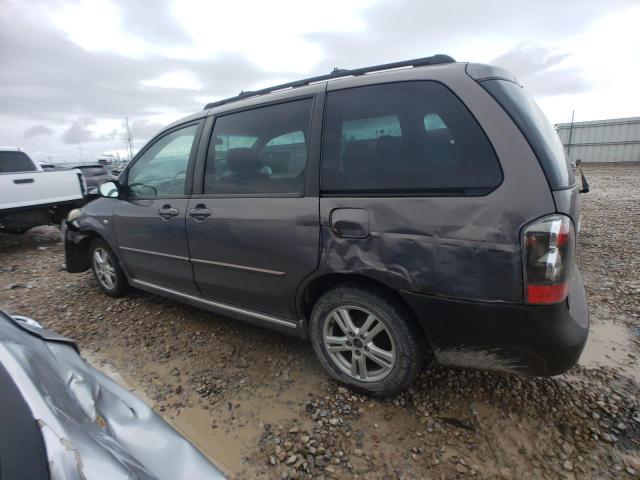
[309,284,426,397]
[89,238,129,297]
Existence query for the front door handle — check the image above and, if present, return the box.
[158,205,179,220]
[188,204,212,221]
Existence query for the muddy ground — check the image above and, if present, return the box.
[1,164,639,479]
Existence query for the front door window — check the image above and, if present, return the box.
[126,124,198,198]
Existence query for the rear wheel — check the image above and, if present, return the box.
[89,238,129,297]
[309,284,426,396]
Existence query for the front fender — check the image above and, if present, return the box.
[63,197,120,273]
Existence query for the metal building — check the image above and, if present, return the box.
[555,116,640,163]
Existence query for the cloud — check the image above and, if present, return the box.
[129,119,164,140]
[100,129,122,142]
[1,0,639,162]
[141,71,203,90]
[492,44,570,77]
[61,117,98,144]
[23,124,54,139]
[7,0,623,128]
[110,0,191,47]
[58,118,164,148]
[491,43,589,96]
[304,0,637,71]
[0,2,281,123]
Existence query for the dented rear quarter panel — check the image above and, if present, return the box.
[318,64,557,304]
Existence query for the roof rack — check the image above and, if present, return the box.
[203,54,455,110]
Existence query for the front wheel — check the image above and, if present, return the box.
[89,238,129,297]
[309,284,426,396]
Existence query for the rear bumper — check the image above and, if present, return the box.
[401,270,589,376]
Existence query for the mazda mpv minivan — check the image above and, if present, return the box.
[63,55,589,396]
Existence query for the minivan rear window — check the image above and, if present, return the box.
[0,151,37,173]
[480,79,575,190]
[321,81,502,195]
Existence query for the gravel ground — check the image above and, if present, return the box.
[1,164,639,479]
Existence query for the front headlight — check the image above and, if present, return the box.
[67,208,82,222]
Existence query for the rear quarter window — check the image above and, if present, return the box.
[321,81,502,195]
[0,151,37,173]
[479,79,575,190]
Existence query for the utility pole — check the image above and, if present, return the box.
[566,110,575,157]
[125,117,134,160]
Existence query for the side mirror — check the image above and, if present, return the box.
[99,181,120,198]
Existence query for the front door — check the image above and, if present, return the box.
[113,122,201,293]
[186,98,320,319]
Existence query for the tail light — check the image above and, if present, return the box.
[522,214,575,304]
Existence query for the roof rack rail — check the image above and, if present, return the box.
[203,54,455,110]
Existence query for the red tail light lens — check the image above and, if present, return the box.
[523,215,575,305]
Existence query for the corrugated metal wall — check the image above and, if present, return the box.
[555,117,640,163]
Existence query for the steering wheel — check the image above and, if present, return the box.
[171,170,187,193]
[128,183,158,198]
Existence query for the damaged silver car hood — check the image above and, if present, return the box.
[0,310,225,480]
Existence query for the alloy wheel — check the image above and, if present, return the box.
[322,306,396,382]
[92,247,117,290]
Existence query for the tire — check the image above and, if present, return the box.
[309,284,426,397]
[89,238,129,297]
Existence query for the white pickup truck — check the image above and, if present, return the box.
[0,147,86,234]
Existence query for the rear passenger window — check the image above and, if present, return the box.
[321,82,502,195]
[0,151,37,173]
[205,99,313,195]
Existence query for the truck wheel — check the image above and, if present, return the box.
[309,284,426,397]
[89,238,129,297]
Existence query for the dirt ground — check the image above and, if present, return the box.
[1,164,639,479]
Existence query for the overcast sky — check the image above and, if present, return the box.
[1,0,639,163]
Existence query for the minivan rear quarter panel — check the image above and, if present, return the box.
[318,64,556,304]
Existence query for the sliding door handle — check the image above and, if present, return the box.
[188,204,212,221]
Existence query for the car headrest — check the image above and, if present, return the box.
[341,143,373,174]
[226,148,261,173]
[375,135,402,162]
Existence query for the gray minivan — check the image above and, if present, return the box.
[63,55,589,396]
